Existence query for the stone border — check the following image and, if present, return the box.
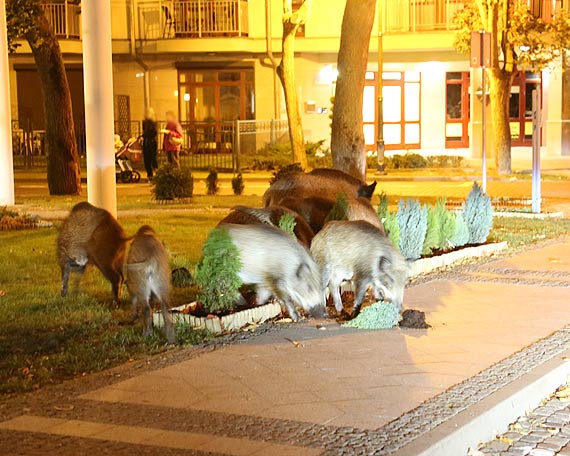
[409,241,508,277]
[494,211,564,219]
[153,302,282,334]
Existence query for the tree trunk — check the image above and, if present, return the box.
[26,14,81,195]
[277,14,307,168]
[330,0,375,182]
[488,68,513,175]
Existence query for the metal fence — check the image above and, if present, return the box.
[42,1,81,39]
[138,0,248,40]
[11,118,290,172]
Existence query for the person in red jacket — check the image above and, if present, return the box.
[161,111,183,167]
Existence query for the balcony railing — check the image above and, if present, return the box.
[382,0,464,33]
[42,1,81,39]
[138,0,248,40]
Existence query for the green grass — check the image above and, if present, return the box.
[0,193,569,396]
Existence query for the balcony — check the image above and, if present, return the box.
[138,0,248,40]
[42,1,81,39]
[382,0,464,33]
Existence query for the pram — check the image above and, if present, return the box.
[115,136,142,183]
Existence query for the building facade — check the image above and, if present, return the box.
[7,0,570,164]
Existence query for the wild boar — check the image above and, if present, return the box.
[218,205,315,247]
[309,168,377,199]
[280,196,384,234]
[126,225,175,344]
[263,171,376,207]
[310,220,408,317]
[224,224,325,321]
[57,202,128,305]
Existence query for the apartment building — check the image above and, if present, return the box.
[7,0,570,163]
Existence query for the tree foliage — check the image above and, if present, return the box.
[453,0,570,174]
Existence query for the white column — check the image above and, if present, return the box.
[0,0,14,206]
[82,0,117,216]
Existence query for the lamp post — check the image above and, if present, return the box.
[0,0,14,206]
[82,0,117,216]
[376,0,385,173]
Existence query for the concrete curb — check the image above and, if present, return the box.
[494,211,564,219]
[153,302,282,334]
[394,350,570,456]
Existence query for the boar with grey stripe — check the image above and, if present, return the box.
[311,220,408,318]
[224,224,326,321]
[126,225,175,344]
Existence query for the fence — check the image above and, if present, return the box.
[11,118,290,172]
[138,0,248,40]
[382,0,464,33]
[42,1,81,39]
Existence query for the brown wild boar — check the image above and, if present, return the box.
[126,225,175,344]
[309,168,377,199]
[263,171,376,207]
[218,205,315,247]
[57,202,128,305]
[280,196,384,234]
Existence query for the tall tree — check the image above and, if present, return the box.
[453,0,570,175]
[330,0,376,181]
[6,0,81,194]
[277,0,311,169]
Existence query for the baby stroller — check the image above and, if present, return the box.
[115,136,142,183]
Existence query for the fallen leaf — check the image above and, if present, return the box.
[316,324,327,330]
[549,257,563,263]
[276,318,293,323]
[284,338,303,348]
[498,436,514,445]
[0,290,6,297]
[467,449,485,456]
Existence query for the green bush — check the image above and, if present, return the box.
[422,206,442,256]
[269,163,304,185]
[325,193,349,223]
[343,301,401,329]
[377,192,389,221]
[151,165,194,202]
[397,199,427,260]
[437,198,457,251]
[196,228,242,313]
[452,212,470,248]
[383,153,463,170]
[252,140,328,171]
[386,153,427,169]
[462,182,493,244]
[231,173,245,195]
[426,155,464,168]
[205,168,220,195]
[384,212,400,250]
[278,213,297,237]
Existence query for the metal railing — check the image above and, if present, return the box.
[42,1,81,39]
[138,0,248,40]
[382,0,464,33]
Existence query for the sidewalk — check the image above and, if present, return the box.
[1,240,570,455]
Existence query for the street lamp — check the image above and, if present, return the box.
[376,0,385,173]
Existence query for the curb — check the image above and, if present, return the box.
[494,211,564,219]
[393,350,570,456]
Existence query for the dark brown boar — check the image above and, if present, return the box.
[218,205,314,247]
[57,202,128,305]
[126,225,175,344]
[309,168,377,199]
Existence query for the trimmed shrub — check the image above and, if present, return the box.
[377,192,389,221]
[278,213,297,237]
[422,206,442,256]
[386,153,427,169]
[397,199,427,260]
[253,141,327,171]
[196,228,242,313]
[269,163,304,185]
[383,212,400,250]
[205,168,220,195]
[325,193,349,223]
[171,267,193,288]
[462,182,493,244]
[343,301,401,329]
[151,165,194,202]
[231,173,245,195]
[436,198,457,251]
[452,212,470,248]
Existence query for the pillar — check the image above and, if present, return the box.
[0,0,14,206]
[82,0,117,216]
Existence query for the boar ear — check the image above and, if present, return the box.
[358,181,377,199]
[296,262,308,278]
[379,256,391,271]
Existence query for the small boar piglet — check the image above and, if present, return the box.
[126,225,175,344]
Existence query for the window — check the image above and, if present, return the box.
[445,71,470,148]
[509,71,541,146]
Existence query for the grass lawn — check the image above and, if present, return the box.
[1,193,569,395]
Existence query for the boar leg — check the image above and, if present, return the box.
[131,295,139,322]
[351,276,371,318]
[140,297,153,338]
[158,299,176,344]
[255,286,272,306]
[60,261,71,297]
[328,279,344,313]
[72,264,87,293]
[274,288,300,321]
